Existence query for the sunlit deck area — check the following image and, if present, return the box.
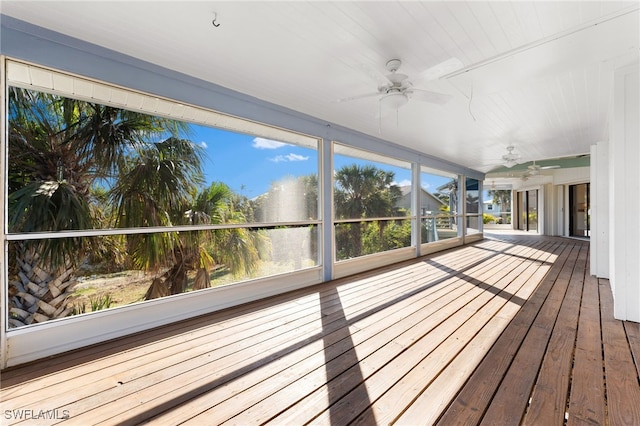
[2,235,639,425]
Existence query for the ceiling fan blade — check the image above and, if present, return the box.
[335,92,381,103]
[539,165,561,170]
[406,89,453,105]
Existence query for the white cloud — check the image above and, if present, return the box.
[269,153,309,163]
[200,141,208,149]
[253,137,287,149]
[394,179,412,187]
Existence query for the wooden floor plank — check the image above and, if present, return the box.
[360,241,563,426]
[435,241,581,426]
[624,321,640,379]
[520,249,588,426]
[309,269,527,426]
[565,272,606,426]
[478,243,587,425]
[599,278,640,426]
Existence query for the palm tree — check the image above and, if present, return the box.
[7,87,193,326]
[139,181,263,299]
[334,164,401,259]
[109,136,206,299]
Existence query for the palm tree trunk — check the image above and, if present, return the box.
[192,267,211,291]
[8,249,76,328]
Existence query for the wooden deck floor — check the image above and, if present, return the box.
[2,235,640,425]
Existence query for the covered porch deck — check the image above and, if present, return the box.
[2,235,639,425]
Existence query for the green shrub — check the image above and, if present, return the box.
[483,213,498,224]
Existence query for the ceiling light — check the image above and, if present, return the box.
[380,92,408,110]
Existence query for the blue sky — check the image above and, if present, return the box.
[192,125,316,198]
[192,124,455,199]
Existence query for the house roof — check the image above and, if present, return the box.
[398,185,446,206]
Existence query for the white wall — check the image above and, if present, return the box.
[551,167,590,185]
[610,63,640,322]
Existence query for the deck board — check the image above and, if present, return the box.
[625,320,640,379]
[565,272,606,426]
[520,242,587,426]
[599,278,640,425]
[359,240,563,426]
[435,240,581,426]
[2,235,639,426]
[478,243,587,425]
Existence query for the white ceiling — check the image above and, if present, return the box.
[1,1,639,173]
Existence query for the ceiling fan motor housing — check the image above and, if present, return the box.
[386,59,402,73]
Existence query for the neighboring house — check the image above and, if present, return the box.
[483,199,502,216]
[484,199,514,224]
[396,186,446,215]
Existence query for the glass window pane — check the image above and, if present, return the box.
[7,86,319,234]
[465,177,479,214]
[335,219,412,261]
[485,188,512,224]
[465,177,480,235]
[420,168,458,242]
[528,190,538,231]
[7,226,319,328]
[333,144,412,261]
[466,216,481,235]
[334,144,411,220]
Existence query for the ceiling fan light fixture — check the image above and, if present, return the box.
[380,91,409,110]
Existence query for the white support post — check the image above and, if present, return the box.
[412,164,421,256]
[321,138,333,282]
[610,63,639,322]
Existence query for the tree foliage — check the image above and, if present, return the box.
[7,87,263,309]
[334,164,403,259]
[487,189,512,211]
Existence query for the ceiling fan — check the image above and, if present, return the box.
[338,59,455,109]
[526,160,561,175]
[516,160,562,181]
[501,145,521,168]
